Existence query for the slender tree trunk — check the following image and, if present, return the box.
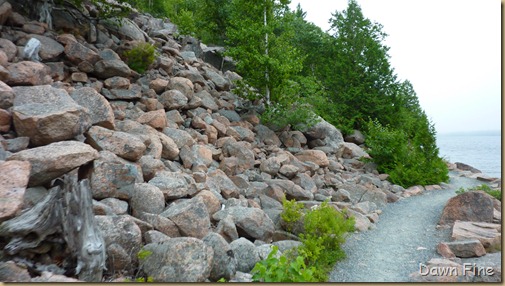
[264,1,270,105]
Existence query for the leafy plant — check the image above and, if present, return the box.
[280,199,304,232]
[251,245,317,282]
[122,42,157,74]
[278,199,355,281]
[298,201,354,281]
[456,184,501,201]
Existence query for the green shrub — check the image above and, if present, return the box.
[251,246,317,282]
[260,101,320,131]
[277,199,355,281]
[122,42,157,74]
[456,184,501,201]
[298,201,354,281]
[364,119,449,187]
[280,198,304,232]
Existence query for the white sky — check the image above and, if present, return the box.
[289,0,501,134]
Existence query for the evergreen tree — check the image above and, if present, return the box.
[328,0,398,131]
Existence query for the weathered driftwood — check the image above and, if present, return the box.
[0,185,62,255]
[0,172,106,282]
[61,174,106,282]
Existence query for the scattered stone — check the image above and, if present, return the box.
[70,87,115,129]
[130,183,165,216]
[202,232,237,281]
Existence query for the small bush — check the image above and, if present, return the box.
[280,198,304,232]
[456,184,501,201]
[298,201,354,281]
[122,42,157,74]
[276,199,355,281]
[260,101,320,131]
[251,246,317,282]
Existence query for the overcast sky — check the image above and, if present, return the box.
[289,0,501,134]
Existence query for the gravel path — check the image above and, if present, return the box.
[329,172,486,282]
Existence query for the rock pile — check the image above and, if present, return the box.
[0,1,414,282]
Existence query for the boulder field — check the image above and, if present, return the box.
[0,1,475,282]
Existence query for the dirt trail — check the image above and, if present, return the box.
[329,173,487,282]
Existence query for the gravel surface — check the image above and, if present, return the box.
[329,172,487,282]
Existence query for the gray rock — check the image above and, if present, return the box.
[158,89,188,110]
[89,151,143,200]
[202,66,230,91]
[213,206,275,242]
[230,238,260,273]
[86,125,146,161]
[442,239,486,258]
[12,85,89,146]
[149,171,197,200]
[95,215,143,274]
[27,34,64,61]
[206,169,240,199]
[140,237,213,282]
[303,117,344,155]
[144,230,171,244]
[137,212,181,238]
[70,87,115,129]
[162,127,195,149]
[202,232,237,281]
[130,183,165,216]
[99,198,129,215]
[160,196,211,239]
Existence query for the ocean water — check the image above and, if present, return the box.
[436,131,502,179]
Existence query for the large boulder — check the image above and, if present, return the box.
[7,141,98,187]
[85,126,146,161]
[12,85,90,146]
[303,117,344,155]
[295,149,329,168]
[205,169,240,199]
[213,206,275,242]
[70,87,115,129]
[130,183,165,216]
[6,61,52,86]
[148,171,197,200]
[229,238,260,273]
[27,34,64,61]
[89,151,143,200]
[160,196,211,239]
[439,191,494,225]
[202,232,237,281]
[140,238,213,282]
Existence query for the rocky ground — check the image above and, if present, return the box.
[0,0,501,282]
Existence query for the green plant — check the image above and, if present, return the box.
[456,184,501,201]
[297,201,355,281]
[251,245,317,282]
[122,42,157,74]
[278,199,355,281]
[280,198,304,232]
[217,277,227,282]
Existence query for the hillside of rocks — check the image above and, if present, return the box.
[0,1,486,282]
